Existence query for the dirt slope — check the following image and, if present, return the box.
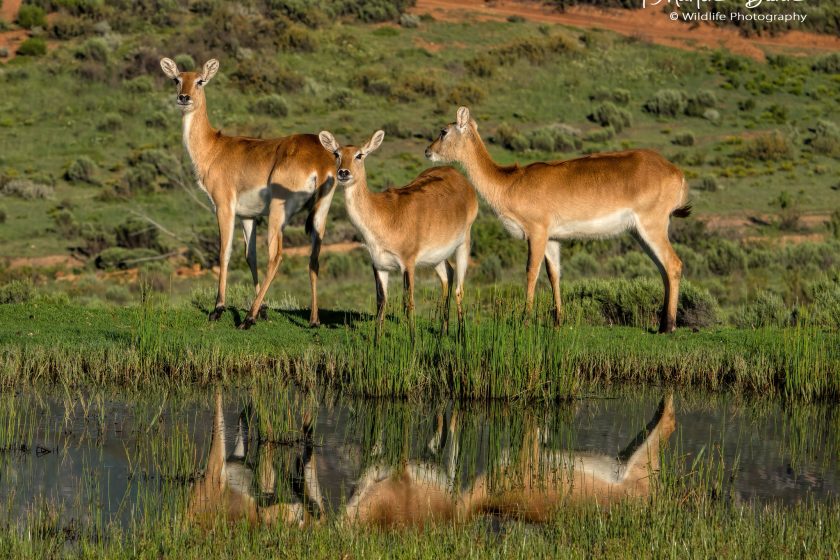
[411,0,840,61]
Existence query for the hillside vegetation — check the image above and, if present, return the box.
[0,0,838,320]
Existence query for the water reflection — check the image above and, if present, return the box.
[0,389,836,536]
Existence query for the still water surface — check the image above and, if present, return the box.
[1,389,836,531]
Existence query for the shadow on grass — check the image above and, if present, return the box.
[276,308,376,329]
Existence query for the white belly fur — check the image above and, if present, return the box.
[550,209,636,240]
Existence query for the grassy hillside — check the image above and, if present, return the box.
[0,0,838,315]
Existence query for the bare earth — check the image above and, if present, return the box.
[411,0,840,61]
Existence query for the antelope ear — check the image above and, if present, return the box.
[319,131,339,154]
[160,57,179,79]
[456,106,471,131]
[362,130,385,155]
[202,59,220,82]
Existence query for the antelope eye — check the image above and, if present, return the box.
[172,78,179,84]
[355,153,362,160]
[440,128,447,138]
[196,79,205,86]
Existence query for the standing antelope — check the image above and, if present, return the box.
[318,130,478,336]
[426,107,691,333]
[160,57,336,329]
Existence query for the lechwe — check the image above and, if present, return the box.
[426,107,691,333]
[160,58,336,329]
[318,130,478,336]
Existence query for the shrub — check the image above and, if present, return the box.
[124,163,157,192]
[0,47,8,58]
[174,53,196,71]
[399,13,420,28]
[812,53,840,73]
[706,239,747,275]
[250,94,290,117]
[350,68,392,97]
[94,247,160,270]
[807,120,840,157]
[114,217,163,251]
[129,150,182,188]
[465,54,494,77]
[17,38,47,57]
[684,90,716,117]
[382,121,412,139]
[829,210,840,240]
[446,83,485,105]
[695,175,719,192]
[589,87,630,106]
[17,5,47,29]
[1,179,53,199]
[65,156,97,184]
[588,102,631,133]
[563,278,718,329]
[145,111,168,129]
[97,113,123,132]
[123,75,154,94]
[230,63,304,95]
[584,127,614,143]
[75,37,109,63]
[566,252,600,276]
[0,209,5,224]
[0,281,35,305]
[802,270,840,329]
[643,89,687,118]
[732,291,790,328]
[476,255,502,283]
[672,132,695,147]
[702,109,720,123]
[742,130,793,161]
[494,123,529,153]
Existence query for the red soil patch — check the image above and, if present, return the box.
[9,254,85,270]
[411,0,840,61]
[0,0,21,23]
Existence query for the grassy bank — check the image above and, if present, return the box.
[1,297,837,401]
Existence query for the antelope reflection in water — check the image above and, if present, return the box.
[186,393,321,527]
[187,394,675,528]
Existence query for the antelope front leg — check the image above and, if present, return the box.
[240,202,285,330]
[434,261,453,335]
[373,267,389,341]
[307,179,336,328]
[544,240,563,327]
[241,218,267,320]
[403,264,416,342]
[524,233,547,325]
[210,203,236,321]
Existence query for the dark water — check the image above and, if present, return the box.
[0,389,836,531]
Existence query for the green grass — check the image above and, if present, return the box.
[1,296,837,401]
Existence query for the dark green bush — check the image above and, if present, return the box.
[584,127,614,143]
[589,87,630,106]
[173,53,196,71]
[470,217,521,268]
[1,179,53,199]
[65,156,97,184]
[17,38,48,57]
[251,94,290,117]
[588,102,631,133]
[695,175,718,192]
[494,123,529,153]
[446,83,485,105]
[643,89,687,118]
[50,15,92,39]
[0,281,35,305]
[476,255,503,283]
[350,67,392,97]
[114,217,163,251]
[706,239,747,275]
[230,62,304,94]
[124,163,157,193]
[17,5,47,29]
[75,37,109,63]
[94,247,160,270]
[672,132,695,147]
[97,113,123,132]
[465,54,494,77]
[812,53,840,74]
[684,90,717,117]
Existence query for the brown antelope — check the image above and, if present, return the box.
[159,58,336,329]
[186,392,319,528]
[317,130,478,336]
[460,395,676,522]
[426,107,691,333]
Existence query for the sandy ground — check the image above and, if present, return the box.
[411,0,840,61]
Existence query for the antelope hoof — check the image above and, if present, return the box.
[238,317,257,330]
[208,307,225,321]
[258,306,269,321]
[658,322,676,334]
[309,320,321,328]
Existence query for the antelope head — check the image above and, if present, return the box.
[159,57,220,114]
[425,106,476,163]
[318,130,385,188]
